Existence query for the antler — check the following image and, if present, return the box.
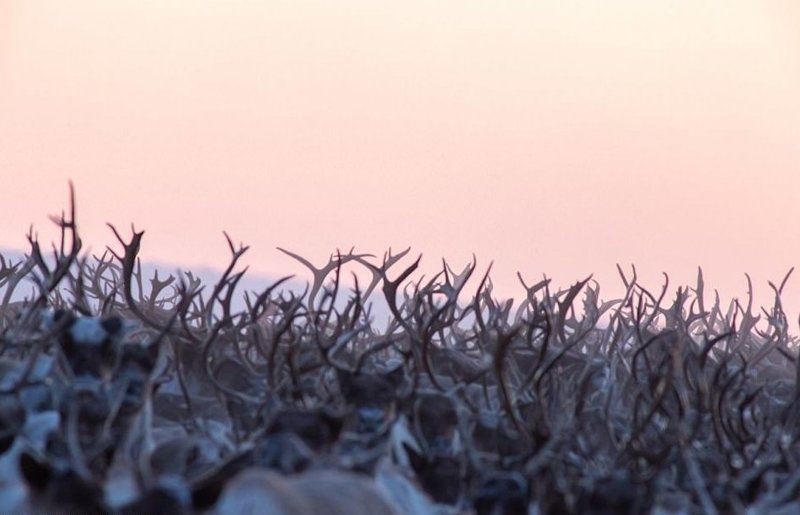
[277,246,373,309]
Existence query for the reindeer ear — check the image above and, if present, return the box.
[19,451,52,491]
[191,449,252,510]
[56,314,76,354]
[387,366,405,388]
[53,309,73,325]
[322,412,344,440]
[336,368,353,396]
[0,433,14,455]
[402,442,427,473]
[145,341,160,368]
[191,476,226,511]
[101,316,123,336]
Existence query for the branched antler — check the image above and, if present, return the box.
[277,246,373,309]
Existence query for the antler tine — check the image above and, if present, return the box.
[65,254,93,316]
[634,273,670,333]
[277,246,374,308]
[245,274,295,323]
[469,262,496,333]
[106,223,166,331]
[351,246,412,301]
[744,273,755,318]
[147,269,176,309]
[380,254,423,335]
[200,232,250,326]
[517,271,552,309]
[382,246,412,268]
[615,263,637,291]
[437,254,476,304]
[552,275,593,344]
[0,254,20,284]
[17,187,82,327]
[778,267,795,295]
[1,255,35,307]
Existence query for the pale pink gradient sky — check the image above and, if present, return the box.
[1,1,799,320]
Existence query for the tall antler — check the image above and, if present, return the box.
[277,246,374,308]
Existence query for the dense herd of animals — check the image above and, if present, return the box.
[2,197,800,514]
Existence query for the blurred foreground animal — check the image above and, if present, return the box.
[206,467,399,515]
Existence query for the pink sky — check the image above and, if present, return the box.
[1,1,800,321]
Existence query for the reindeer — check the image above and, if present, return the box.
[9,187,800,514]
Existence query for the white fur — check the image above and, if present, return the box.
[69,317,108,345]
[211,468,400,515]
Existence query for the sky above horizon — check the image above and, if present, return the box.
[1,1,799,321]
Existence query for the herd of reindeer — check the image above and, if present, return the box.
[2,193,800,514]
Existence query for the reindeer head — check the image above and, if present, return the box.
[263,406,345,453]
[18,450,109,515]
[336,364,406,407]
[54,311,127,380]
[403,442,466,506]
[471,471,528,515]
[411,393,460,454]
